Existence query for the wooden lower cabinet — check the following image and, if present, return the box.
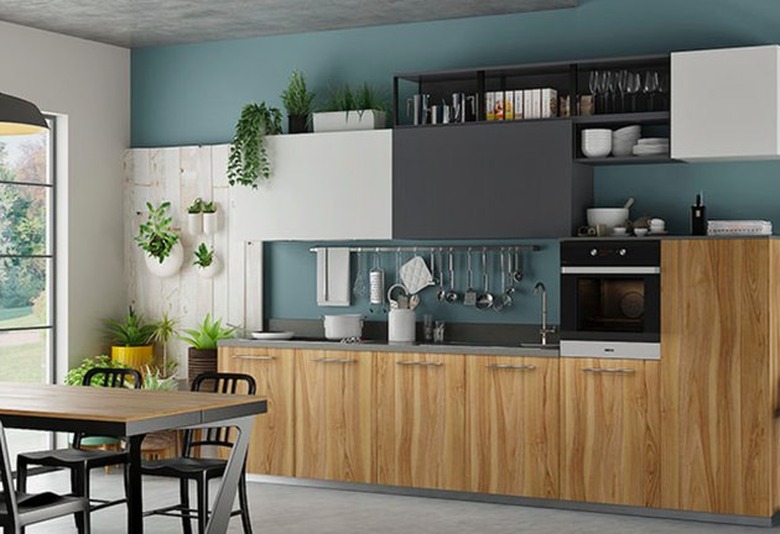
[218,346,295,476]
[560,358,660,507]
[294,349,374,483]
[375,352,466,491]
[465,356,558,498]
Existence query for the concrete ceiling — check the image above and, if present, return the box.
[0,0,578,48]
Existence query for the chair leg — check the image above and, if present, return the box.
[77,500,91,534]
[16,458,28,493]
[238,469,253,534]
[180,478,193,534]
[71,467,86,531]
[197,474,208,534]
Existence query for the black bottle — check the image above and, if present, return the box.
[690,192,707,236]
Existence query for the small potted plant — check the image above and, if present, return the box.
[186,197,203,234]
[313,82,388,132]
[281,70,316,134]
[66,355,126,386]
[227,102,283,189]
[149,309,178,373]
[136,201,183,277]
[105,307,157,369]
[179,314,235,386]
[193,242,220,278]
[202,200,218,234]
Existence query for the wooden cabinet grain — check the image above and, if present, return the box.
[660,239,780,516]
[218,346,295,476]
[375,352,466,491]
[294,349,374,483]
[465,355,558,498]
[560,358,660,507]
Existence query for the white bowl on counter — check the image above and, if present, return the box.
[586,207,629,229]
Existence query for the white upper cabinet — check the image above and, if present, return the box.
[228,129,392,241]
[672,45,780,161]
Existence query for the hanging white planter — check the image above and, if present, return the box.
[187,212,203,234]
[202,211,218,235]
[197,255,221,279]
[144,241,184,278]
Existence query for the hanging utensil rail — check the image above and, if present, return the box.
[309,245,541,254]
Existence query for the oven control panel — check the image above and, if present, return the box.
[561,240,660,267]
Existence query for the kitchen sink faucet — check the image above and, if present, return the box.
[533,282,556,346]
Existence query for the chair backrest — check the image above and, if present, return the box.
[183,372,256,457]
[0,419,21,527]
[83,367,142,389]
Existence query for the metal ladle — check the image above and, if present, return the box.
[475,249,494,310]
[436,250,447,301]
[513,248,524,283]
[496,249,513,311]
[445,250,459,303]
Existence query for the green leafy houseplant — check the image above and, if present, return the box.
[281,70,316,133]
[187,197,203,214]
[142,365,179,391]
[227,102,283,188]
[201,200,216,213]
[105,306,157,347]
[179,313,235,350]
[65,355,125,386]
[322,83,388,114]
[135,201,179,263]
[193,243,214,268]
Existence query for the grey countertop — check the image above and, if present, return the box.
[219,338,559,357]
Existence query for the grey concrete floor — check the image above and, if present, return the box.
[21,470,769,533]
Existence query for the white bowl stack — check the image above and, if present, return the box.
[633,137,670,156]
[581,129,612,158]
[611,125,641,157]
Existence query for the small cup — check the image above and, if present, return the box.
[595,223,608,236]
[612,226,627,236]
[634,228,648,237]
[423,314,434,342]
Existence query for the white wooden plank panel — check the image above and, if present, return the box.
[244,240,264,332]
[212,186,230,325]
[211,144,229,188]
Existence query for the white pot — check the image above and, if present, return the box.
[312,110,386,133]
[388,309,416,344]
[323,314,363,340]
[197,256,221,278]
[203,211,218,235]
[187,212,202,234]
[144,241,184,278]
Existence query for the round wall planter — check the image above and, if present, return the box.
[197,256,221,278]
[187,212,203,234]
[202,212,218,235]
[111,345,154,369]
[188,347,217,386]
[144,241,184,278]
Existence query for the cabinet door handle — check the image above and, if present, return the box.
[234,355,276,361]
[582,367,636,375]
[486,364,537,371]
[314,357,357,364]
[396,361,443,367]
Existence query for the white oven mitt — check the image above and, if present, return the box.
[399,256,434,295]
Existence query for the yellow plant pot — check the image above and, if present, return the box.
[111,345,153,370]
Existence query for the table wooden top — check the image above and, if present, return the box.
[0,383,267,436]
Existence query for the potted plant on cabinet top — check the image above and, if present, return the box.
[227,102,283,189]
[186,197,203,234]
[179,314,235,386]
[136,201,183,277]
[313,82,388,133]
[201,201,218,234]
[281,69,316,134]
[105,307,156,369]
[193,242,220,278]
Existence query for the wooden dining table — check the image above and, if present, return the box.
[0,382,267,533]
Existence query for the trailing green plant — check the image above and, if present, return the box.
[65,355,126,386]
[201,200,216,213]
[135,201,179,263]
[227,102,283,188]
[193,243,215,268]
[105,306,157,347]
[187,197,203,214]
[281,70,316,116]
[322,82,388,113]
[178,313,235,350]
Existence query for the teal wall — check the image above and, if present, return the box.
[130,0,780,323]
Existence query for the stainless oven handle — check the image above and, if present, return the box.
[560,266,660,275]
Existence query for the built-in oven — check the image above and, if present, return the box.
[560,240,660,359]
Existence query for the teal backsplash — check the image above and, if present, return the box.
[131,0,780,324]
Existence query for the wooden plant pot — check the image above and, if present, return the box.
[188,347,217,386]
[111,345,154,370]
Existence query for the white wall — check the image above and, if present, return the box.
[0,21,130,378]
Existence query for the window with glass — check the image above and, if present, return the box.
[0,116,55,459]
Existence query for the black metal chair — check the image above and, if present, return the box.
[0,419,90,534]
[142,372,256,534]
[16,367,142,530]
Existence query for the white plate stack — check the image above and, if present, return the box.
[611,125,641,157]
[581,129,612,158]
[632,137,669,156]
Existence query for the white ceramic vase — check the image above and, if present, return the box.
[202,212,218,235]
[197,255,221,279]
[144,241,184,278]
[187,212,203,234]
